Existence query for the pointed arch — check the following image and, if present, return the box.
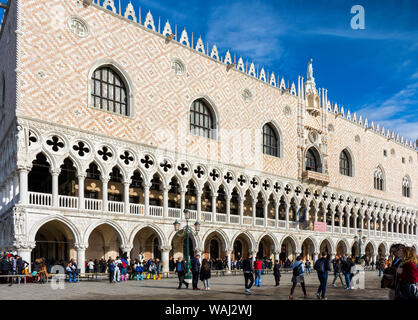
[339,147,354,177]
[262,120,283,158]
[29,215,82,244]
[83,220,127,247]
[201,228,230,252]
[189,95,219,140]
[129,223,168,248]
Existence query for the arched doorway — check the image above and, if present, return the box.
[336,240,347,257]
[86,224,123,260]
[301,237,315,262]
[232,233,252,261]
[131,226,162,261]
[203,232,227,261]
[170,233,196,261]
[258,235,274,260]
[32,220,76,265]
[319,239,332,258]
[280,236,297,263]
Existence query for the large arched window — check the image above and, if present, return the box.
[190,99,216,139]
[339,149,352,176]
[374,167,384,191]
[402,176,410,198]
[305,147,322,173]
[263,123,279,157]
[91,66,129,116]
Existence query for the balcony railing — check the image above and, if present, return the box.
[85,198,102,211]
[108,201,124,213]
[255,217,265,227]
[149,205,163,217]
[130,203,145,215]
[216,213,227,223]
[58,195,78,209]
[23,192,416,239]
[230,215,240,224]
[29,192,52,207]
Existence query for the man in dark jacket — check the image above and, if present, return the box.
[175,257,189,289]
[243,253,254,295]
[0,257,11,284]
[331,258,345,287]
[273,260,281,286]
[191,254,201,290]
[315,252,331,300]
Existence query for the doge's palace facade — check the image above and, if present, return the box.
[0,0,416,273]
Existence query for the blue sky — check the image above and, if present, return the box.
[1,0,417,141]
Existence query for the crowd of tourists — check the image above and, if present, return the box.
[1,245,416,300]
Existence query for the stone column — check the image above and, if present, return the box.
[275,200,279,228]
[226,250,232,273]
[380,217,383,237]
[78,173,85,210]
[263,200,268,227]
[226,194,231,224]
[274,251,280,263]
[196,190,202,222]
[51,168,60,207]
[161,246,171,276]
[251,199,256,227]
[75,244,88,274]
[162,186,169,218]
[13,173,19,203]
[285,206,290,229]
[18,167,29,205]
[144,183,151,216]
[360,216,364,232]
[313,251,320,263]
[17,243,36,273]
[331,213,335,233]
[123,181,131,215]
[120,245,133,264]
[101,177,109,212]
[239,197,244,225]
[251,250,258,264]
[211,193,217,222]
[385,217,389,238]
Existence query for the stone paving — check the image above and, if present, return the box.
[0,271,389,300]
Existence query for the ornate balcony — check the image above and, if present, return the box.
[302,170,330,185]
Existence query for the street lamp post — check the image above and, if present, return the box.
[354,230,366,265]
[173,209,200,283]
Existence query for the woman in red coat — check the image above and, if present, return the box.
[396,247,418,300]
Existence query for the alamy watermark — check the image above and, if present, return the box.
[351,5,365,30]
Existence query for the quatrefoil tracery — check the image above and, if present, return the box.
[46,136,65,152]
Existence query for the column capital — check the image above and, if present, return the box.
[120,245,133,253]
[50,168,61,176]
[77,173,87,179]
[74,243,89,251]
[123,179,132,185]
[160,245,172,252]
[13,241,36,251]
[101,177,110,184]
[211,192,218,198]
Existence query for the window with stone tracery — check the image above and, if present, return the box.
[374,168,384,191]
[91,66,129,116]
[402,176,410,198]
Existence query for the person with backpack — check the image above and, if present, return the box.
[175,256,189,289]
[254,257,263,287]
[107,259,115,283]
[331,258,345,287]
[289,256,307,300]
[200,259,211,290]
[243,253,254,295]
[120,257,128,281]
[314,252,331,300]
[273,260,281,287]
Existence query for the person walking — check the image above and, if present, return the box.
[175,257,189,289]
[377,258,385,278]
[273,260,281,287]
[314,252,331,300]
[121,257,129,281]
[87,259,95,274]
[200,259,211,290]
[243,253,254,295]
[254,257,263,287]
[305,260,311,275]
[191,254,201,290]
[114,256,122,283]
[342,256,354,290]
[289,256,307,300]
[107,259,115,283]
[331,258,345,287]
